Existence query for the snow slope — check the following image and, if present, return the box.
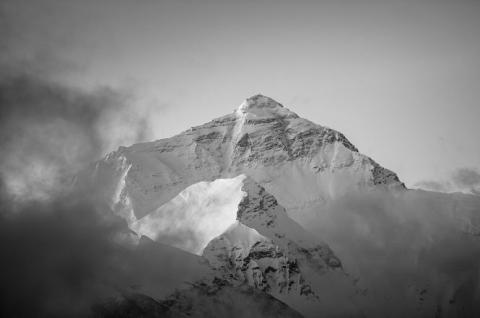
[203,177,359,317]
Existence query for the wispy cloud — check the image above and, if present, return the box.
[0,3,173,316]
[0,73,156,201]
[300,188,480,315]
[414,167,480,195]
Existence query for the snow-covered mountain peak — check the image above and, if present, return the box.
[236,94,298,119]
[81,95,404,224]
[78,94,480,317]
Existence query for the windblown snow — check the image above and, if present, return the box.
[132,175,246,255]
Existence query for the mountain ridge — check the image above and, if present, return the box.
[84,94,403,224]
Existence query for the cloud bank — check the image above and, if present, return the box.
[0,25,170,316]
[415,167,480,195]
[298,188,480,316]
[0,73,155,201]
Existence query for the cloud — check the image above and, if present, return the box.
[0,186,212,317]
[0,5,172,315]
[299,188,480,316]
[0,74,156,201]
[0,193,125,317]
[0,0,168,202]
[0,40,172,317]
[414,180,450,192]
[0,77,197,314]
[414,167,480,195]
[0,71,160,315]
[0,0,164,201]
[452,168,480,195]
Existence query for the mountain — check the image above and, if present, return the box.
[82,95,480,317]
[84,94,402,224]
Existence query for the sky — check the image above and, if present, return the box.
[2,0,480,188]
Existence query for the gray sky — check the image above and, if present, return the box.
[2,0,480,188]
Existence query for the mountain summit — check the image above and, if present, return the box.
[236,94,298,119]
[86,95,402,224]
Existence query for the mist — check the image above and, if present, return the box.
[296,188,480,316]
[0,72,156,202]
[0,194,125,316]
[0,56,178,316]
[415,167,480,195]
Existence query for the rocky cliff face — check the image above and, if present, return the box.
[201,178,350,315]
